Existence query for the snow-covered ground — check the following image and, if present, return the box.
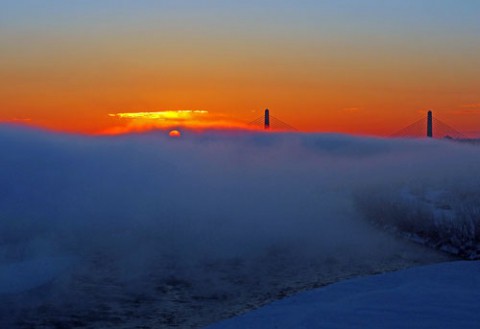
[206,261,480,329]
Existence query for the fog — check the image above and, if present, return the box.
[0,125,478,326]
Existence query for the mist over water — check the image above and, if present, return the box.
[0,125,478,326]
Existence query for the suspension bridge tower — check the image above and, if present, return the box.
[248,109,296,131]
[264,109,270,130]
[392,109,465,139]
[427,110,433,138]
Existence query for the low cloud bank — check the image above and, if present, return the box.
[0,125,478,324]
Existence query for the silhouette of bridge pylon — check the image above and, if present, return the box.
[249,109,297,131]
[391,110,466,139]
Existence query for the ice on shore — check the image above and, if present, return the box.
[206,261,480,329]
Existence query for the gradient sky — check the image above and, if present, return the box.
[1,1,479,135]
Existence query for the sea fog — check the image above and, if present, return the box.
[0,126,477,327]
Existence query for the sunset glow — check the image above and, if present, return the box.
[109,110,209,120]
[103,110,254,134]
[169,130,181,138]
[1,1,479,136]
[2,2,480,327]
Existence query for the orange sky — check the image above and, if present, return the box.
[1,1,479,137]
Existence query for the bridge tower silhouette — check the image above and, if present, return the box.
[264,109,270,130]
[392,110,465,139]
[249,109,297,131]
[427,110,433,138]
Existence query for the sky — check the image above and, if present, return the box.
[1,1,479,135]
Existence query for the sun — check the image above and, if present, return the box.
[169,130,181,138]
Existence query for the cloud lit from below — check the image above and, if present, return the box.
[105,110,254,134]
[109,110,209,120]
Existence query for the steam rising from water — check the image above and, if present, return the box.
[0,126,478,325]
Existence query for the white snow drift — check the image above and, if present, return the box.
[206,261,480,329]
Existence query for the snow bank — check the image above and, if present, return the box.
[206,261,480,329]
[355,186,480,259]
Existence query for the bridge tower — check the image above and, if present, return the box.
[264,109,270,130]
[427,110,433,138]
